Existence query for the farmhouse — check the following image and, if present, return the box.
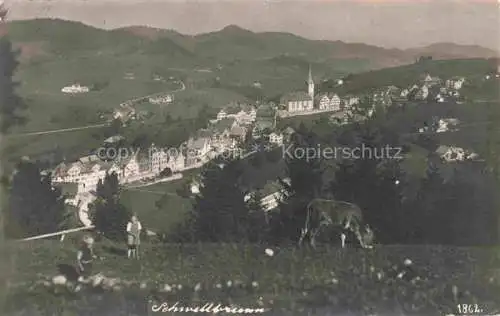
[149,94,173,104]
[61,84,89,94]
[316,93,341,111]
[244,178,291,212]
[445,77,465,90]
[113,107,135,121]
[436,118,460,133]
[421,74,442,87]
[268,132,284,146]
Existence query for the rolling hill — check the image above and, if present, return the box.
[5,19,498,69]
[318,58,499,95]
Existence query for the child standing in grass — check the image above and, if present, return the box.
[127,215,142,259]
[77,235,96,281]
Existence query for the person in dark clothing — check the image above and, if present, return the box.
[77,235,96,280]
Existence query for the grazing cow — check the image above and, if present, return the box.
[298,198,374,249]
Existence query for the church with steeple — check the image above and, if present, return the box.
[280,65,315,113]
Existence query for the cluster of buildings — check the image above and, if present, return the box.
[397,74,465,103]
[52,146,186,194]
[61,83,90,94]
[418,118,460,134]
[185,102,276,165]
[52,101,278,197]
[279,69,469,120]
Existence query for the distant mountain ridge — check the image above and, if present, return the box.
[119,24,499,63]
[5,19,498,68]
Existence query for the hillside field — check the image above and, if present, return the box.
[2,237,500,315]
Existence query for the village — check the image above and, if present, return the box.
[47,65,500,228]
[4,4,500,314]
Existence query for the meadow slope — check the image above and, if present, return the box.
[2,238,500,316]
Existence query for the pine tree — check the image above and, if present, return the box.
[407,163,448,244]
[246,190,268,242]
[329,119,409,243]
[5,160,66,238]
[190,158,255,242]
[0,7,25,133]
[89,172,131,241]
[271,126,330,243]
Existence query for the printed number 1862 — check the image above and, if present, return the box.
[457,304,483,314]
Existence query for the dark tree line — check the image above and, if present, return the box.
[175,158,267,243]
[268,114,499,246]
[171,105,499,246]
[0,7,25,133]
[4,160,68,238]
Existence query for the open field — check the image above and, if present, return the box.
[119,154,287,235]
[3,238,500,315]
[121,189,191,234]
[1,129,107,171]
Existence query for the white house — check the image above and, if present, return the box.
[316,93,341,111]
[216,106,256,125]
[61,84,90,94]
[437,118,460,133]
[329,94,341,110]
[149,95,173,104]
[415,86,429,100]
[317,94,330,110]
[186,137,212,162]
[244,178,291,212]
[422,74,441,87]
[268,132,284,146]
[446,77,465,90]
[113,108,135,120]
[233,109,257,125]
[150,146,170,174]
[168,150,185,171]
[121,155,140,179]
[216,109,227,121]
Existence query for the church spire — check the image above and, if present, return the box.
[307,64,315,99]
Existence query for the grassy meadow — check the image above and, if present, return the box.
[3,237,500,315]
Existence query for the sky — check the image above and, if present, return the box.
[4,0,500,50]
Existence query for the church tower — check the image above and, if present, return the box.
[307,65,315,99]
